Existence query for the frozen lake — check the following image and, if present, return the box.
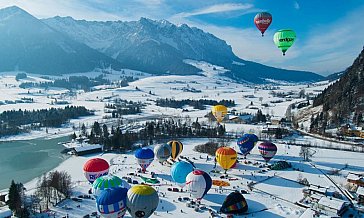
[0,136,68,190]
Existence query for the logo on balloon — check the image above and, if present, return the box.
[255,19,271,25]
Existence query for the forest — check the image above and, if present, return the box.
[0,106,92,137]
[79,119,226,151]
[156,98,235,110]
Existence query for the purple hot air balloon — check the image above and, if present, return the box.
[258,141,277,162]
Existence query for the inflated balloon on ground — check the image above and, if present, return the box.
[126,185,159,218]
[83,158,109,184]
[96,187,128,218]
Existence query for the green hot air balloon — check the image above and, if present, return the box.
[273,29,296,56]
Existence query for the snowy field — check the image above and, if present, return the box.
[3,66,362,217]
[0,64,329,142]
[21,138,364,218]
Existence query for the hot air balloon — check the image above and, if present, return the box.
[248,134,259,144]
[126,185,159,218]
[92,175,130,198]
[258,141,277,162]
[220,191,248,215]
[170,161,194,187]
[215,147,237,173]
[135,148,154,173]
[83,158,109,184]
[254,12,272,36]
[237,134,259,157]
[96,187,128,218]
[154,144,171,163]
[211,105,228,123]
[185,170,212,200]
[167,140,183,160]
[273,29,296,56]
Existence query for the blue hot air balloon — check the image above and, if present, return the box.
[237,134,255,156]
[248,134,259,143]
[96,187,128,218]
[135,148,154,173]
[170,161,194,187]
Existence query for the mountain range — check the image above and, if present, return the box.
[0,6,323,83]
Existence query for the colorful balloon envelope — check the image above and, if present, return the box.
[237,134,258,156]
[92,175,130,198]
[126,185,159,218]
[135,148,154,172]
[258,141,277,162]
[83,158,110,184]
[96,187,128,218]
[273,29,296,56]
[211,105,228,123]
[154,143,171,163]
[215,147,237,171]
[220,191,248,215]
[185,170,212,200]
[170,161,194,187]
[254,12,272,36]
[167,140,183,160]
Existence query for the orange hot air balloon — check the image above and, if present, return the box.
[216,147,237,173]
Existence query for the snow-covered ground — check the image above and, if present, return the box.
[4,69,361,217]
[20,138,364,218]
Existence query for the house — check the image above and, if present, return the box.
[0,202,11,218]
[72,144,103,156]
[347,173,364,187]
[340,124,364,138]
[317,196,349,216]
[229,114,253,124]
[356,186,364,205]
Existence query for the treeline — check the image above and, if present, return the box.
[81,119,226,151]
[156,98,235,110]
[0,106,92,137]
[104,99,143,118]
[19,75,135,92]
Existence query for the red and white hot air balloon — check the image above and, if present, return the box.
[254,12,272,36]
[83,158,110,184]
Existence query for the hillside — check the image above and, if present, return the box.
[312,47,364,128]
[0,6,122,74]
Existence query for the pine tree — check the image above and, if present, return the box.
[8,180,22,216]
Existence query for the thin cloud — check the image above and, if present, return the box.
[294,1,300,10]
[174,3,254,18]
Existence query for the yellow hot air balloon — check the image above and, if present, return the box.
[211,105,228,123]
[216,147,237,173]
[167,140,183,160]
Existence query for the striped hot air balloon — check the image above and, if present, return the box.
[126,185,159,218]
[167,140,183,160]
[258,141,277,162]
[83,158,109,184]
[135,148,154,173]
[185,170,212,200]
[215,147,237,173]
[220,191,248,215]
[92,175,130,198]
[96,187,128,218]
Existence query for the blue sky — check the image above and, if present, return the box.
[1,0,364,75]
